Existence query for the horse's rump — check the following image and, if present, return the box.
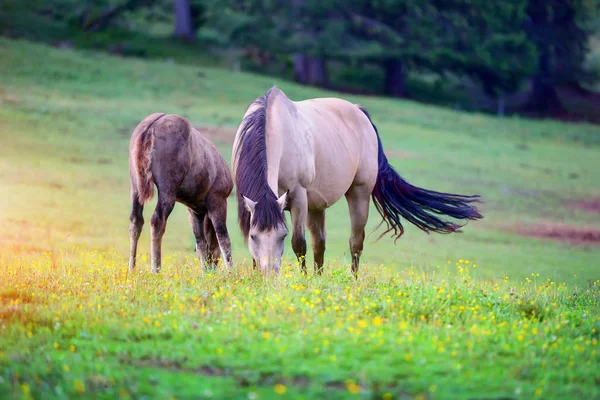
[130,113,166,203]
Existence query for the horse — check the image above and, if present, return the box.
[232,87,483,276]
[128,113,233,273]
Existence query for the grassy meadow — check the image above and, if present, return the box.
[0,37,599,399]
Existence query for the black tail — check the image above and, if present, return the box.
[359,107,483,241]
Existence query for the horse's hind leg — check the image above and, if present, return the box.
[150,192,176,273]
[188,209,212,269]
[128,192,144,271]
[206,194,232,269]
[345,185,370,279]
[307,210,326,275]
[204,216,221,268]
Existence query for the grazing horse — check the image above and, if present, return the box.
[232,87,482,276]
[128,113,233,273]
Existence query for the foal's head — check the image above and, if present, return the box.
[242,192,288,274]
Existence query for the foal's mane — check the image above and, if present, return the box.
[236,87,285,241]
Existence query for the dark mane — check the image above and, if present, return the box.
[236,87,286,241]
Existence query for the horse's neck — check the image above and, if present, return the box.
[265,115,283,196]
[264,92,298,196]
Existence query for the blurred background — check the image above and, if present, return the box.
[2,0,600,122]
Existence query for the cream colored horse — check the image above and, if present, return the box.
[232,87,482,276]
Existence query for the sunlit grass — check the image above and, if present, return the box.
[1,249,599,399]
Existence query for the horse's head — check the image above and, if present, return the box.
[242,192,288,274]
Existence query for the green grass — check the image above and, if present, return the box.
[0,37,599,399]
[1,251,599,399]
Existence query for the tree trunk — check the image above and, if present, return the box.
[290,0,328,88]
[307,57,328,87]
[383,58,406,98]
[293,54,309,84]
[293,54,329,87]
[523,0,565,116]
[525,52,564,115]
[173,0,194,41]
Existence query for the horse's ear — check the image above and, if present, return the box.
[243,195,257,213]
[277,191,288,212]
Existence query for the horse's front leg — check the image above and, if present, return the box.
[289,189,308,274]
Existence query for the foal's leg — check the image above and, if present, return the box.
[187,209,211,269]
[204,215,221,269]
[345,186,370,279]
[307,210,326,275]
[150,192,176,273]
[206,194,232,269]
[290,189,308,274]
[128,192,144,271]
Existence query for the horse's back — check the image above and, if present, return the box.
[276,96,378,208]
[188,125,234,199]
[134,113,231,202]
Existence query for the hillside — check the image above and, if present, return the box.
[0,37,599,400]
[1,38,599,283]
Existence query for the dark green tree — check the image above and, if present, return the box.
[77,0,157,32]
[345,0,537,98]
[343,0,432,97]
[523,0,599,114]
[201,0,540,100]
[199,0,340,85]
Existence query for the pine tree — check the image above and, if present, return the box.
[523,0,599,114]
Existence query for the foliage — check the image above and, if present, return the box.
[200,0,539,97]
[525,0,600,86]
[343,0,538,97]
[0,0,206,35]
[521,0,600,113]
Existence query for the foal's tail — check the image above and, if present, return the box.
[130,113,166,204]
[358,107,483,241]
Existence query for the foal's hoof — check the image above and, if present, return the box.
[203,264,217,273]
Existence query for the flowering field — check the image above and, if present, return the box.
[1,251,598,399]
[1,38,600,399]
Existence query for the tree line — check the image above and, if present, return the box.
[19,0,600,116]
[200,0,599,116]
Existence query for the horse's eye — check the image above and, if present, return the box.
[250,235,257,241]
